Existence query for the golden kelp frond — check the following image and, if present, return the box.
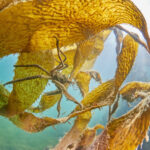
[7,51,54,116]
[0,0,14,10]
[0,0,149,58]
[76,124,104,150]
[9,112,61,133]
[54,80,116,149]
[29,93,62,113]
[81,79,115,107]
[75,71,91,97]
[115,35,139,90]
[0,84,9,109]
[89,94,150,150]
[54,49,76,75]
[120,81,150,102]
[71,30,111,77]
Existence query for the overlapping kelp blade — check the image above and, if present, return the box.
[6,51,54,116]
[115,35,139,90]
[71,30,111,78]
[76,124,104,150]
[0,0,149,58]
[0,84,9,109]
[29,93,62,113]
[54,80,116,150]
[120,81,150,102]
[75,71,91,97]
[89,94,150,150]
[0,0,13,10]
[54,49,76,75]
[9,112,61,133]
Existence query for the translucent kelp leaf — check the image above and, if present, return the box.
[54,80,116,150]
[0,84,9,109]
[29,93,62,113]
[7,51,54,116]
[76,124,104,150]
[75,71,91,97]
[54,49,76,75]
[71,30,111,77]
[9,112,61,133]
[89,94,150,150]
[120,81,150,102]
[115,35,138,90]
[0,0,149,58]
[81,79,115,107]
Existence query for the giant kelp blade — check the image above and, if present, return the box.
[0,0,15,10]
[0,0,149,58]
[75,71,91,97]
[7,51,54,116]
[0,84,9,109]
[89,94,150,150]
[115,35,139,90]
[29,93,62,113]
[54,79,116,150]
[71,30,111,78]
[9,112,61,133]
[76,124,104,150]
[120,81,150,103]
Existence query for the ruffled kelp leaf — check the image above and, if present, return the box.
[54,79,116,150]
[120,81,150,103]
[0,0,149,58]
[6,51,54,116]
[9,112,61,133]
[76,124,104,150]
[89,94,150,150]
[0,0,14,10]
[29,93,62,113]
[71,30,111,77]
[115,35,139,90]
[75,71,91,97]
[54,49,76,76]
[0,84,9,109]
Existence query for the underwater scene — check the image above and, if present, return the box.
[0,0,150,150]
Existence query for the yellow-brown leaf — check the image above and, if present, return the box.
[0,84,9,109]
[71,30,111,77]
[75,71,91,97]
[115,35,139,90]
[7,51,54,116]
[0,0,149,57]
[89,95,150,150]
[120,81,150,102]
[29,93,62,113]
[9,112,61,133]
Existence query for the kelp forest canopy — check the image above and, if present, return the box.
[0,0,150,150]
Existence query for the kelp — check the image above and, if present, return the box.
[0,84,9,109]
[0,0,150,58]
[29,93,62,113]
[89,93,150,150]
[115,35,139,90]
[6,50,54,116]
[75,71,91,97]
[71,30,111,78]
[120,81,150,103]
[0,0,150,150]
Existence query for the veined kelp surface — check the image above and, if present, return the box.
[0,0,150,150]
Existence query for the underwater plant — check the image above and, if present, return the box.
[0,0,150,150]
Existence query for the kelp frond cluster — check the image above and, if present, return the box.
[0,0,150,150]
